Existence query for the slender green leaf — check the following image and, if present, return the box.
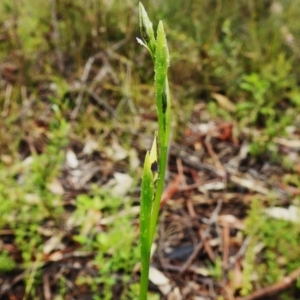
[139,137,157,300]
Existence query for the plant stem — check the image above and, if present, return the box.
[139,250,151,300]
[150,75,171,245]
[140,143,168,300]
[149,144,168,245]
[138,4,170,298]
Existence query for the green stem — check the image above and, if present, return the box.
[138,5,170,299]
[139,251,150,300]
[149,144,168,245]
[150,76,171,245]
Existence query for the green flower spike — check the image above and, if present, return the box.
[137,2,156,60]
[138,3,171,300]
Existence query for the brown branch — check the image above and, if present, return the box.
[199,227,215,262]
[236,267,300,300]
[179,199,222,274]
[50,0,64,73]
[221,223,230,269]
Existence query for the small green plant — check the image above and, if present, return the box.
[0,104,69,298]
[0,251,16,273]
[73,186,140,300]
[137,3,171,300]
[242,198,300,297]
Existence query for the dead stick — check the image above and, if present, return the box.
[179,200,222,274]
[236,267,300,300]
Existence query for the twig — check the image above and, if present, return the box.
[88,89,117,118]
[236,267,300,300]
[199,227,215,262]
[176,157,186,186]
[205,135,226,178]
[186,198,197,218]
[71,52,103,120]
[43,273,51,300]
[0,272,25,296]
[170,144,222,177]
[160,174,181,209]
[222,223,230,269]
[71,46,126,120]
[49,0,64,73]
[1,84,12,117]
[179,199,222,274]
[226,236,250,271]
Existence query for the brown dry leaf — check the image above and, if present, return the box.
[105,172,133,197]
[218,214,245,230]
[181,282,201,299]
[198,181,225,193]
[129,148,140,171]
[83,139,98,155]
[230,175,269,194]
[211,92,236,112]
[149,266,172,296]
[167,287,182,300]
[24,193,40,204]
[105,135,128,161]
[265,205,300,223]
[47,178,64,195]
[47,251,64,262]
[80,209,102,236]
[192,267,211,276]
[274,137,300,149]
[0,154,13,164]
[66,149,79,169]
[100,206,139,225]
[228,258,243,292]
[193,122,215,135]
[43,232,65,255]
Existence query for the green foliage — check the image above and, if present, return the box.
[237,52,296,128]
[208,256,223,282]
[242,199,300,296]
[0,105,68,292]
[74,187,139,300]
[162,0,300,155]
[0,251,16,273]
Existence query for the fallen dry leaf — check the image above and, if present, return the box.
[274,137,300,149]
[105,135,128,161]
[105,172,134,197]
[230,175,269,195]
[66,149,79,169]
[47,178,64,195]
[168,287,182,300]
[218,214,245,230]
[149,266,172,295]
[265,205,300,223]
[211,92,236,112]
[43,232,65,255]
[83,139,98,155]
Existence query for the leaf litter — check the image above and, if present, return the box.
[2,87,300,299]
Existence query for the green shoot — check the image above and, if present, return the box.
[137,3,171,299]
